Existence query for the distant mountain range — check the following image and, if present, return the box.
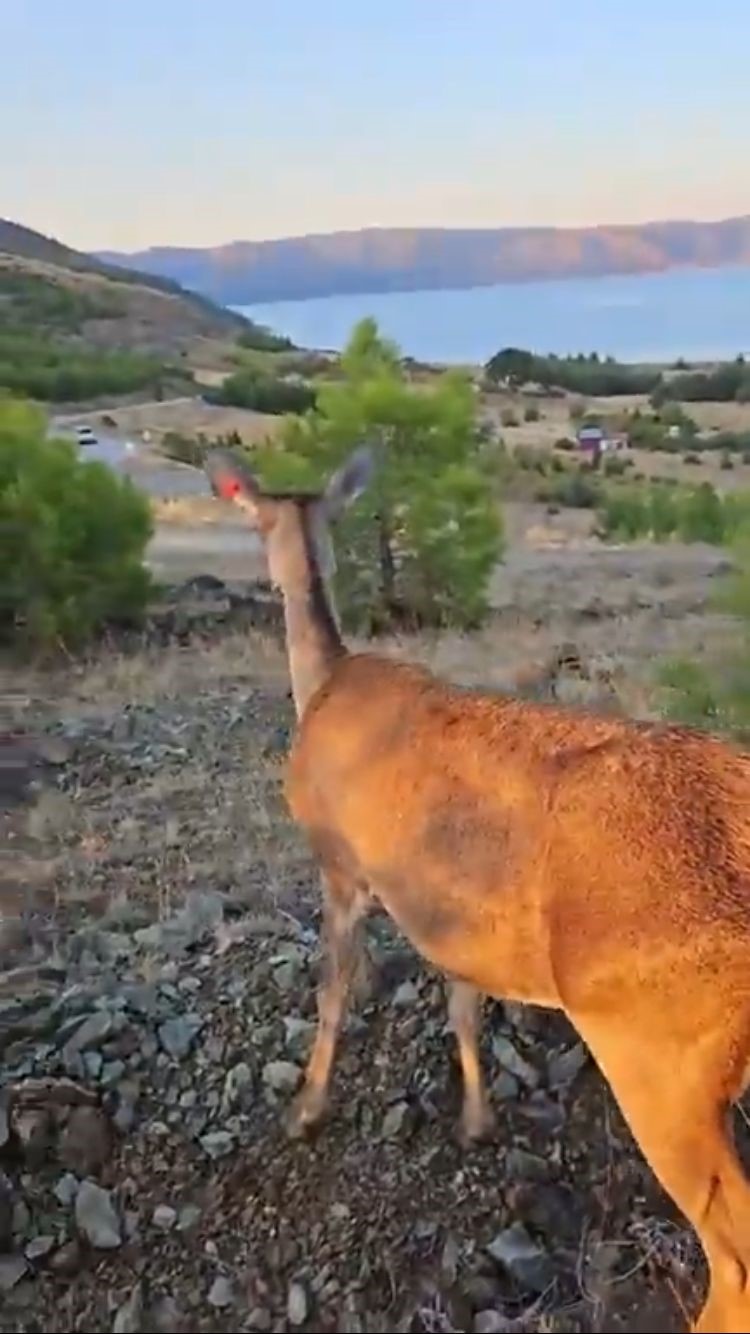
[97,215,750,306]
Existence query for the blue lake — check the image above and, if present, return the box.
[240,265,750,365]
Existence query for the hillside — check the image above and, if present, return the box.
[99,214,750,305]
[0,218,268,357]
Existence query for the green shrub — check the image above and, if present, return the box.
[252,318,502,633]
[523,403,541,422]
[208,370,316,414]
[539,471,600,508]
[500,406,519,428]
[602,453,629,477]
[656,537,750,740]
[0,399,152,651]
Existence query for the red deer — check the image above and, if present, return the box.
[205,445,750,1334]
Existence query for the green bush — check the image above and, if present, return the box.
[656,537,750,740]
[500,406,520,428]
[0,399,152,651]
[485,347,660,396]
[208,370,316,414]
[523,403,541,422]
[252,318,502,632]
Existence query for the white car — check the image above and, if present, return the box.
[75,425,97,447]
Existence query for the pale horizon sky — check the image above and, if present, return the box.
[3,0,750,253]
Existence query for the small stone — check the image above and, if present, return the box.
[381,1100,410,1138]
[59,1105,112,1175]
[222,1062,253,1111]
[262,1060,301,1094]
[11,1197,30,1241]
[547,1042,589,1091]
[101,1060,126,1088]
[177,1203,202,1232]
[287,1280,309,1326]
[0,1254,28,1291]
[505,1147,550,1182]
[75,1180,122,1249]
[207,1274,235,1308]
[83,1051,103,1080]
[152,1204,177,1230]
[158,1014,202,1060]
[113,1281,145,1333]
[62,1010,113,1057]
[393,979,419,1007]
[199,1130,235,1160]
[487,1222,553,1293]
[55,1172,80,1207]
[492,1071,520,1100]
[25,1234,55,1261]
[492,1035,539,1089]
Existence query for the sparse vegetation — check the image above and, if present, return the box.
[0,398,152,650]
[657,536,750,739]
[598,479,750,545]
[0,329,177,401]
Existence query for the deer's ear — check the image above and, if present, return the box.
[204,450,270,527]
[323,445,376,520]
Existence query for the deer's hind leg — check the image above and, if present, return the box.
[574,1011,750,1334]
[286,864,368,1138]
[448,980,495,1144]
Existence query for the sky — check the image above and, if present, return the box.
[3,0,750,252]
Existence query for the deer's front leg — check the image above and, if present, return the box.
[286,871,368,1138]
[448,979,495,1145]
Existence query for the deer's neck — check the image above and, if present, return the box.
[272,513,345,719]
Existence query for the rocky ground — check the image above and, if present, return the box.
[1,578,742,1334]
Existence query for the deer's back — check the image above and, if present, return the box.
[287,654,750,1010]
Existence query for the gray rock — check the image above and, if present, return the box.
[546,1042,589,1091]
[0,1254,27,1291]
[381,1100,411,1138]
[392,979,419,1007]
[492,1071,520,1101]
[207,1275,235,1309]
[262,1060,302,1094]
[199,1130,235,1160]
[113,1281,146,1333]
[75,1180,122,1249]
[492,1035,539,1089]
[487,1222,553,1293]
[62,1010,114,1058]
[222,1061,253,1112]
[25,1234,55,1261]
[152,1204,177,1230]
[287,1280,309,1326]
[177,1203,202,1232]
[83,1051,103,1080]
[158,1013,203,1060]
[54,1172,80,1207]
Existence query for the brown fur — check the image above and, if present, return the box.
[205,446,750,1333]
